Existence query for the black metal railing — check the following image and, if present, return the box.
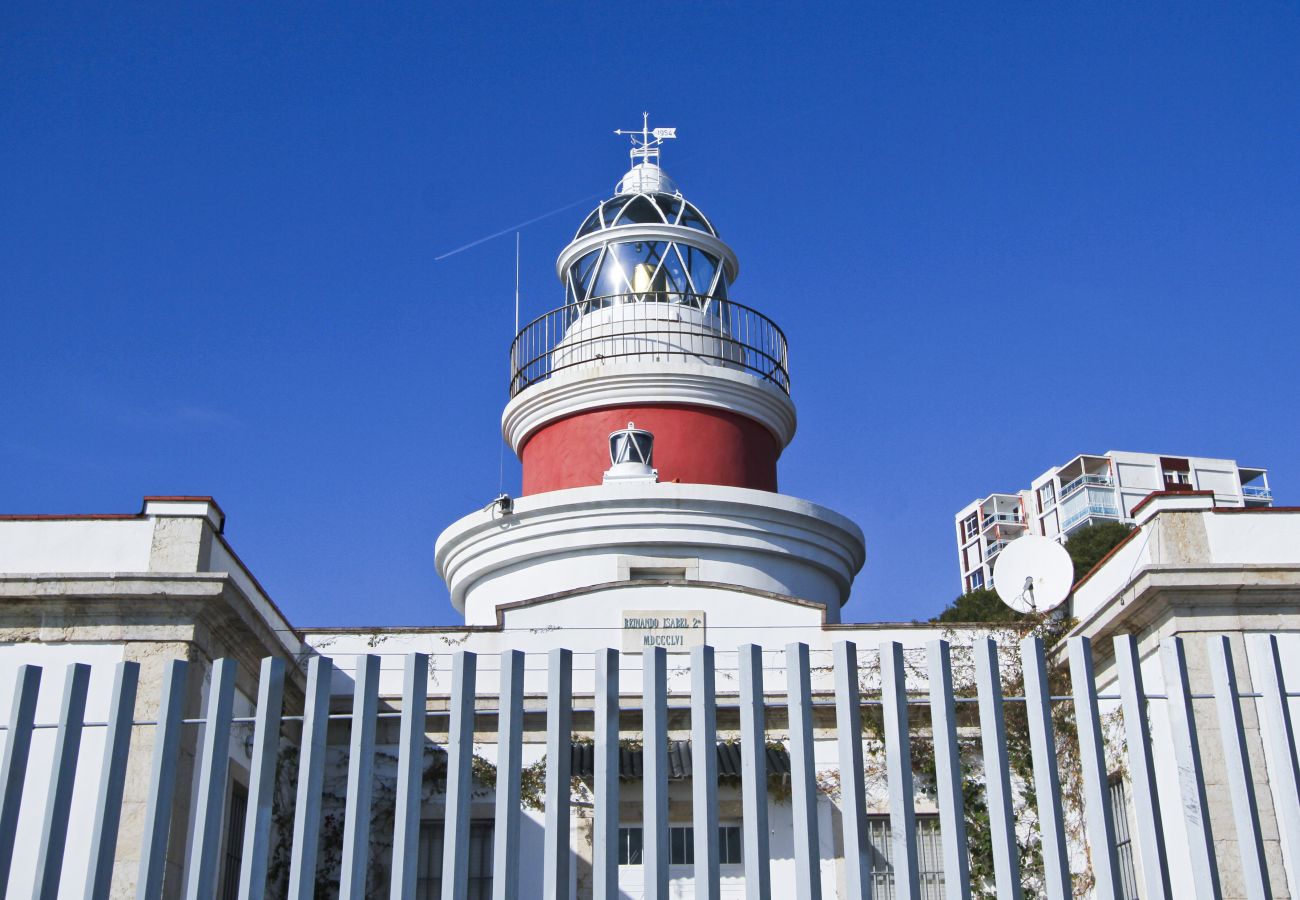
[508,294,790,397]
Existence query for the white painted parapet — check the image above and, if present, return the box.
[435,482,865,625]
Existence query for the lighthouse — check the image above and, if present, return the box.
[436,121,866,626]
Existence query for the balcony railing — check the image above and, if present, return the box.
[1059,473,1114,501]
[508,294,790,398]
[1243,485,1273,499]
[985,539,1010,559]
[981,513,1025,532]
[1061,505,1121,531]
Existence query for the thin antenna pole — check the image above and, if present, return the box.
[514,231,520,337]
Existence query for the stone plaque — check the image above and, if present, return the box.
[621,610,706,652]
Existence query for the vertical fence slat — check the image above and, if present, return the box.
[135,659,188,900]
[35,662,91,900]
[1158,637,1221,900]
[881,641,919,900]
[738,644,771,900]
[185,657,237,900]
[592,649,619,900]
[834,641,871,900]
[288,656,332,900]
[927,641,970,900]
[238,657,286,900]
[1248,633,1300,895]
[493,650,525,900]
[973,640,1021,900]
[391,652,428,900]
[85,660,140,900]
[1019,637,1070,900]
[1067,637,1122,900]
[544,648,573,900]
[0,664,41,894]
[1207,635,1271,899]
[442,651,478,900]
[643,646,668,900]
[1113,635,1171,899]
[339,654,380,900]
[692,645,720,900]
[787,642,822,900]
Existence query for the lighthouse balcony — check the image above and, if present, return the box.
[509,294,789,398]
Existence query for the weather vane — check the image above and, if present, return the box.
[614,112,676,167]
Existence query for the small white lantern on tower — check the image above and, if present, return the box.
[603,422,659,484]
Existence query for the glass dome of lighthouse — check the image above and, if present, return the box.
[558,115,739,312]
[509,119,787,400]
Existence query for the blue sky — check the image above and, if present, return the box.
[3,2,1298,627]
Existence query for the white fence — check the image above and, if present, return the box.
[1,633,1298,899]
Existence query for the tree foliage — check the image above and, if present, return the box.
[931,587,1028,624]
[1063,521,1135,582]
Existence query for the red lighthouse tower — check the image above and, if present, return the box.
[438,122,862,626]
[503,118,796,495]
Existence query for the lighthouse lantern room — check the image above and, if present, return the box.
[437,122,865,626]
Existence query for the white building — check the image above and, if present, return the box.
[955,450,1273,593]
[2,128,1299,900]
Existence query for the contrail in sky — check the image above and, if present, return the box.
[434,193,603,261]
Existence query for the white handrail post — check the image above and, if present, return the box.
[880,641,919,900]
[592,649,619,900]
[493,650,526,900]
[692,645,720,900]
[185,658,237,900]
[1067,637,1122,900]
[787,642,822,900]
[442,651,477,900]
[642,647,669,900]
[391,652,429,900]
[1247,633,1300,896]
[85,660,141,900]
[544,648,573,900]
[287,655,333,900]
[973,640,1021,900]
[1113,635,1171,899]
[1019,637,1070,900]
[1158,637,1221,900]
[339,654,380,900]
[834,641,872,900]
[738,645,771,900]
[237,657,286,900]
[1207,635,1271,899]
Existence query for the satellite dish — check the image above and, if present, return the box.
[994,535,1073,614]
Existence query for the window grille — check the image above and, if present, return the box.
[866,815,945,900]
[217,782,247,900]
[618,825,743,866]
[417,821,494,900]
[1109,777,1141,900]
[618,827,643,865]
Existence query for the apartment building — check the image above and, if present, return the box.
[954,450,1272,592]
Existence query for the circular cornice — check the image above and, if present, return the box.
[434,483,867,614]
[555,224,740,283]
[501,361,798,453]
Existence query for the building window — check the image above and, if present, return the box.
[618,827,643,865]
[417,821,494,900]
[217,782,248,900]
[1109,777,1140,900]
[1039,483,1056,507]
[867,815,945,899]
[967,571,985,591]
[962,514,979,541]
[618,826,743,866]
